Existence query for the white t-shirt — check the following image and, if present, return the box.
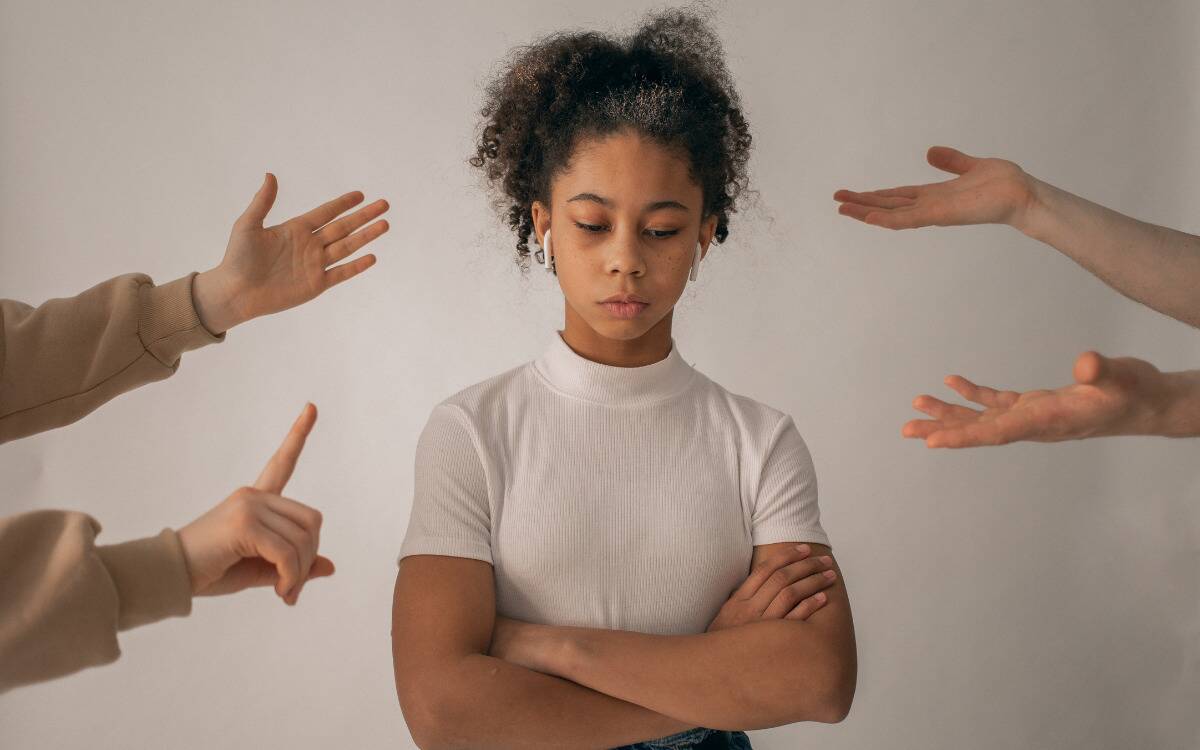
[398,330,829,636]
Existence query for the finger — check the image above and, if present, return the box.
[246,524,302,601]
[762,568,837,619]
[294,190,366,231]
[324,219,389,267]
[307,555,336,580]
[832,190,916,209]
[748,555,833,613]
[237,173,279,230]
[1073,350,1107,384]
[912,394,980,421]
[315,198,390,245]
[257,508,315,604]
[861,206,937,230]
[323,253,377,288]
[784,591,828,621]
[902,418,943,439]
[926,145,978,175]
[265,494,324,559]
[944,375,1020,408]
[731,544,813,600]
[254,403,318,494]
[833,186,921,202]
[926,419,1021,448]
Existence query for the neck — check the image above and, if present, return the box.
[561,304,674,367]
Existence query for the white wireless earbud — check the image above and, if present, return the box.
[542,229,554,273]
[689,242,702,281]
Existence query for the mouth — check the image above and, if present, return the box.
[598,300,650,319]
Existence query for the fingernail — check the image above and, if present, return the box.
[794,544,809,553]
[820,556,832,564]
[815,592,827,602]
[824,570,837,580]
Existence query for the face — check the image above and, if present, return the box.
[530,128,717,346]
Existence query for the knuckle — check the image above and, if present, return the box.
[768,569,791,588]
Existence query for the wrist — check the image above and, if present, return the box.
[524,622,582,680]
[1150,370,1200,438]
[1010,174,1053,238]
[192,267,246,334]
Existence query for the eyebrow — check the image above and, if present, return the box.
[566,192,689,213]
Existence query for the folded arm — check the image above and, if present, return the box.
[490,542,856,729]
[391,554,696,750]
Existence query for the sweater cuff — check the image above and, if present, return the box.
[96,528,193,631]
[138,272,225,367]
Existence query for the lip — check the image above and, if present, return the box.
[599,300,650,320]
[600,293,650,304]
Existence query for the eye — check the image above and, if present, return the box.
[645,229,679,239]
[574,221,606,233]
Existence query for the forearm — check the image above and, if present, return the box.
[0,272,224,443]
[1018,178,1200,328]
[412,653,694,750]
[525,619,854,730]
[0,510,192,693]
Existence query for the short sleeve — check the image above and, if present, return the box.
[397,403,493,565]
[750,414,830,548]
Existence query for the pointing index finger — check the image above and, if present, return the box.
[254,403,318,494]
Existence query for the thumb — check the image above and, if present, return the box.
[927,146,978,176]
[1073,350,1109,384]
[306,555,336,580]
[238,172,278,229]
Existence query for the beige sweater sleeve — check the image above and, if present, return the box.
[0,271,225,444]
[0,510,194,693]
[0,271,223,691]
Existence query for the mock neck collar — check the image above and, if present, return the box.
[532,330,696,405]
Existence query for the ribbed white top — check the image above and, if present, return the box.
[399,330,829,635]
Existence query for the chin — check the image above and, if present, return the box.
[592,315,661,341]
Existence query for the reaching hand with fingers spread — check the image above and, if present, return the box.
[177,403,333,604]
[833,146,1037,231]
[900,351,1200,448]
[192,173,390,334]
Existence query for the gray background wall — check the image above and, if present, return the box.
[2,0,1197,747]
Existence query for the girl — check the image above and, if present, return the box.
[392,8,856,749]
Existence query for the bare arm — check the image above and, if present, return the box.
[391,554,696,750]
[834,145,1200,328]
[486,542,856,730]
[1020,177,1200,329]
[900,351,1200,448]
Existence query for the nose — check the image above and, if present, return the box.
[603,226,647,277]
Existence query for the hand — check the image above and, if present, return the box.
[177,403,333,604]
[706,544,837,633]
[192,173,389,333]
[833,146,1038,232]
[904,351,1168,448]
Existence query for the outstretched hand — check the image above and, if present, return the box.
[903,351,1167,448]
[177,403,334,604]
[833,146,1037,231]
[193,173,390,333]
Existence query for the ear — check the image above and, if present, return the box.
[698,213,718,260]
[530,200,551,246]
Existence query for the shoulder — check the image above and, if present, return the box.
[693,371,798,441]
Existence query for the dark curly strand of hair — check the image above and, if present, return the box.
[468,6,753,269]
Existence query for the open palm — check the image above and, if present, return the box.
[214,173,390,325]
[834,146,1036,230]
[904,351,1162,448]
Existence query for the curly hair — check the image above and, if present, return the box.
[468,5,753,270]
